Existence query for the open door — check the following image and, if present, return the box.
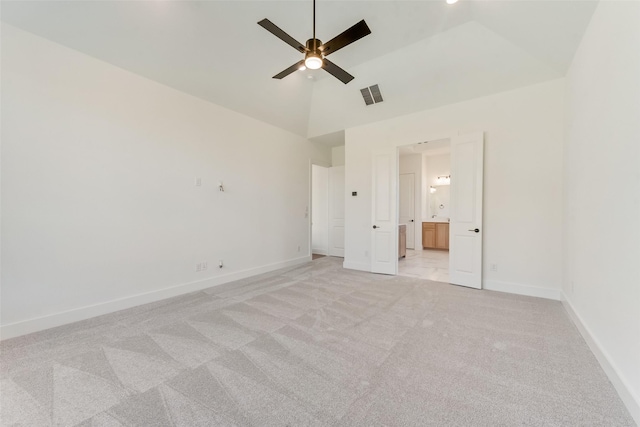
[371,150,397,274]
[399,173,415,249]
[449,132,484,289]
[328,166,345,257]
[311,165,329,255]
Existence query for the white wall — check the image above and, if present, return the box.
[399,154,422,249]
[311,165,329,255]
[562,1,640,422]
[344,79,564,299]
[0,25,331,338]
[331,146,345,167]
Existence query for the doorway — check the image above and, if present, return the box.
[376,132,484,289]
[398,139,452,282]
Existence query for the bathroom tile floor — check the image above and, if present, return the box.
[398,248,450,282]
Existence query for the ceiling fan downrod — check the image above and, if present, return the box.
[304,0,322,69]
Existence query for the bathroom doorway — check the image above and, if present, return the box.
[398,139,452,282]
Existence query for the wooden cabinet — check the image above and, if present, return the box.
[422,222,449,250]
[399,224,406,258]
[435,223,449,249]
[422,223,436,248]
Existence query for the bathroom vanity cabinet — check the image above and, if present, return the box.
[422,222,449,250]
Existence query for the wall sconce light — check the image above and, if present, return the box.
[430,186,437,193]
[218,181,224,192]
[436,175,451,185]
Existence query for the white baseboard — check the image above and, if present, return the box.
[561,294,640,425]
[343,260,370,272]
[483,279,561,301]
[0,255,311,340]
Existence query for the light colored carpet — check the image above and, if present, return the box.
[0,257,634,426]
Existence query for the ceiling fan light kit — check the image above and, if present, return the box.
[258,0,371,84]
[304,51,323,70]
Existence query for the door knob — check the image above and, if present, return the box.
[468,228,480,233]
[373,225,379,229]
[410,219,414,222]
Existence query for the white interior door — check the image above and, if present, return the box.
[399,173,415,249]
[449,132,484,289]
[328,166,345,257]
[311,165,329,255]
[371,150,397,274]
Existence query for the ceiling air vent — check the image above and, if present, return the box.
[360,84,383,106]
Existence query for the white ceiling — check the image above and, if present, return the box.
[1,1,597,141]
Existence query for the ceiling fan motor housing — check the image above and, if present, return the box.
[306,38,323,53]
[305,39,324,69]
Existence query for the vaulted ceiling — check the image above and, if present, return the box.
[1,1,597,141]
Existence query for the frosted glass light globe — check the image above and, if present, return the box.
[305,55,323,70]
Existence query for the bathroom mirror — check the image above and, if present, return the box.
[429,185,450,220]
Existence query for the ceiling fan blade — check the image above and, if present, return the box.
[273,60,306,79]
[322,58,354,84]
[320,20,371,56]
[258,19,307,53]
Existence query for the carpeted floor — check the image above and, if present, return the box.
[0,257,635,426]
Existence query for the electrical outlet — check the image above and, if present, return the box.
[195,263,201,272]
[202,262,208,270]
[297,245,301,252]
[194,176,202,187]
[490,263,498,272]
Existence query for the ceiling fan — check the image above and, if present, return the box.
[258,0,371,84]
